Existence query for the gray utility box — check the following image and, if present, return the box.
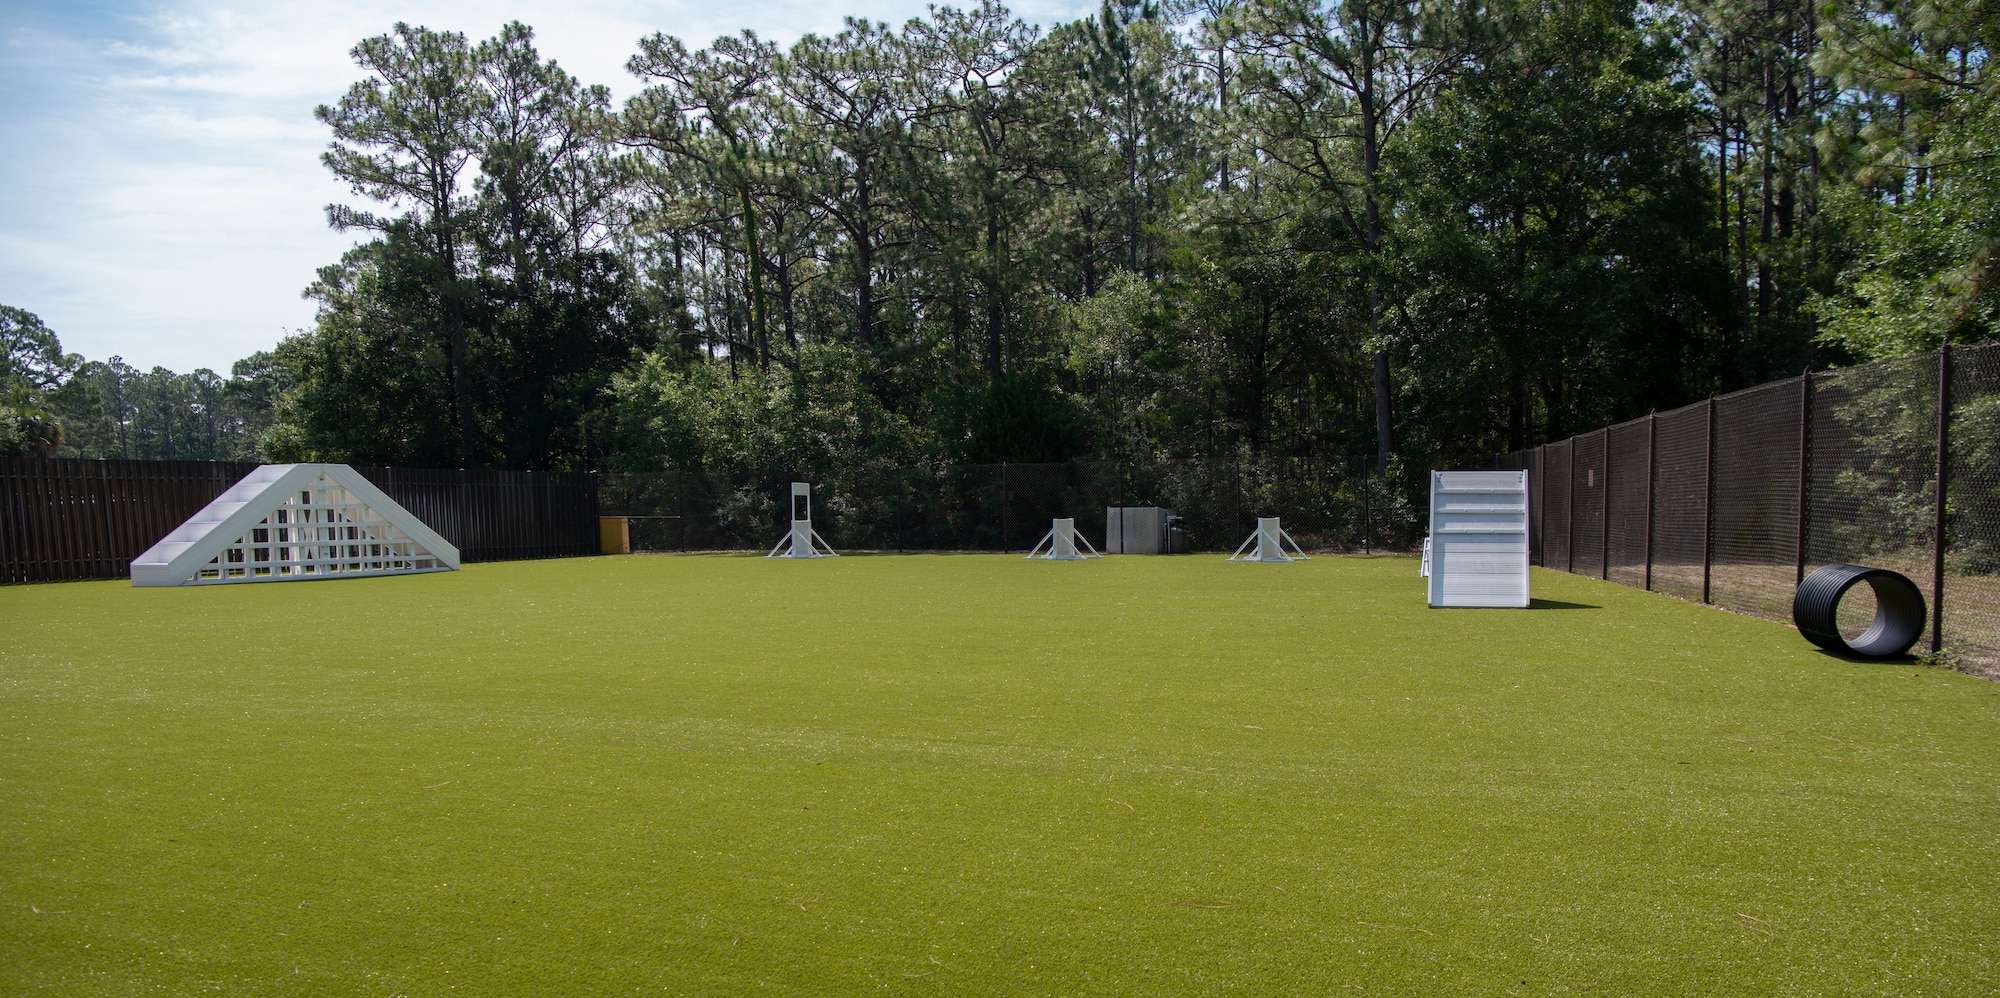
[1106,506,1185,554]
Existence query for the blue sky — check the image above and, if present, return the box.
[0,0,1097,374]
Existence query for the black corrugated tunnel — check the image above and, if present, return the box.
[1792,564,1927,658]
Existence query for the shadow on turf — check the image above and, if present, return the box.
[1527,598,1600,610]
[1808,649,1923,665]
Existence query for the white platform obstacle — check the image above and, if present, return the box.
[1024,517,1102,560]
[130,464,459,587]
[767,482,839,558]
[1227,516,1310,562]
[1105,506,1178,554]
[1426,470,1530,607]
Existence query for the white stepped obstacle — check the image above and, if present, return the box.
[130,464,458,587]
[767,482,838,558]
[1228,517,1310,562]
[1426,470,1529,607]
[1024,517,1101,560]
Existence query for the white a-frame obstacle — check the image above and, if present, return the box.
[131,464,459,587]
[767,482,838,558]
[1228,516,1311,562]
[1024,517,1102,560]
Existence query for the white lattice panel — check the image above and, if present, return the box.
[196,478,444,583]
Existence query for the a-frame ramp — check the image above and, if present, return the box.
[131,464,459,587]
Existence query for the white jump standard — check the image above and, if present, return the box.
[1024,517,1102,560]
[1228,517,1310,562]
[130,463,458,587]
[1425,470,1530,607]
[767,482,839,558]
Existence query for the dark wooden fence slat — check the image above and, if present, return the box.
[1,459,599,583]
[51,460,76,580]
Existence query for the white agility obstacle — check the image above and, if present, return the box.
[1024,517,1102,560]
[1227,516,1310,562]
[131,463,458,587]
[1426,470,1529,607]
[1105,506,1180,554]
[767,482,839,558]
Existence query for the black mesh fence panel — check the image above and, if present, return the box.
[1948,342,2000,676]
[597,470,690,552]
[1571,429,1607,578]
[1649,402,1710,602]
[598,458,1397,555]
[991,462,1124,552]
[1542,440,1572,571]
[1807,354,1939,636]
[1525,448,1545,566]
[1124,460,1232,550]
[1709,378,1805,620]
[1494,345,2000,678]
[1605,418,1651,588]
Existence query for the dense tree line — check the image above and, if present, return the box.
[2,306,282,461]
[8,0,1994,497]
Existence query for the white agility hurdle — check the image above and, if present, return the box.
[1227,516,1310,562]
[767,482,839,558]
[1024,517,1101,560]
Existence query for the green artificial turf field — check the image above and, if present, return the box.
[2,554,1996,996]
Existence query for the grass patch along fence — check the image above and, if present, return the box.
[3,554,1996,994]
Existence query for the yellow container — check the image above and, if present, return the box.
[598,517,630,555]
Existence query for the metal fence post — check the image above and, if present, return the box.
[1796,370,1812,585]
[1362,463,1372,555]
[1536,444,1547,566]
[1702,397,1716,605]
[1599,427,1611,581]
[1932,342,1951,655]
[1644,412,1656,592]
[1000,461,1009,553]
[587,471,600,557]
[1565,439,1576,573]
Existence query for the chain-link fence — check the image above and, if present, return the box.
[599,457,1424,557]
[1503,341,1999,678]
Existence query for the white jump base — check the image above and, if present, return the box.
[768,482,838,558]
[1228,517,1309,562]
[1025,517,1101,560]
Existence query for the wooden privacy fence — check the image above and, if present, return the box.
[0,460,599,583]
[1502,341,2000,676]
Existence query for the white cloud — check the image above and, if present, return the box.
[0,0,1097,373]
